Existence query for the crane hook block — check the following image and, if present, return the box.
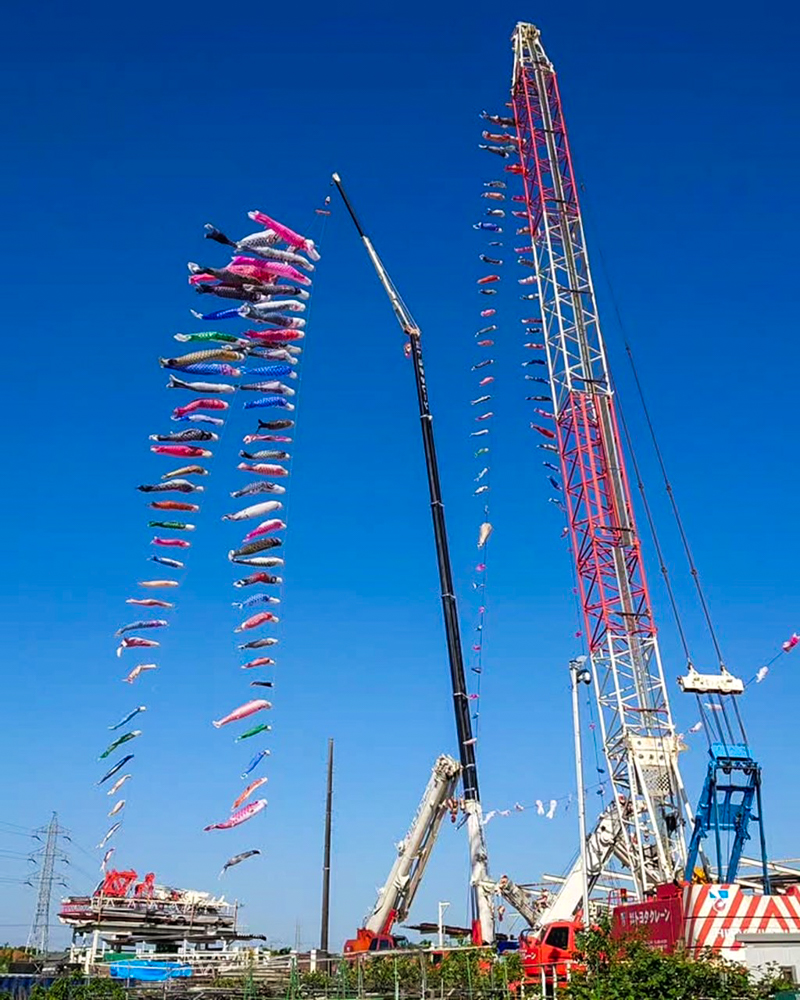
[677,665,744,695]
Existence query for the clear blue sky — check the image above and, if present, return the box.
[1,0,798,952]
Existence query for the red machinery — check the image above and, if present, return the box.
[98,869,139,898]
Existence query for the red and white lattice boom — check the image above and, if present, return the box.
[511,22,692,898]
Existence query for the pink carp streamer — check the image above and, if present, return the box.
[203,798,268,832]
[212,699,271,729]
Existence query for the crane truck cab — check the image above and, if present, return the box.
[343,928,410,955]
[519,920,583,986]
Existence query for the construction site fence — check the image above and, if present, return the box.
[4,948,551,1000]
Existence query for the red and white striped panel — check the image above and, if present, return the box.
[683,885,800,959]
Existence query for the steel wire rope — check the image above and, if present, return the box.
[556,193,782,697]
[174,201,331,859]
[578,183,726,671]
[577,184,748,759]
[464,168,508,753]
[0,827,33,838]
[563,182,729,871]
[467,312,496,744]
[506,78,688,865]
[469,499,490,743]
[575,187,768,884]
[242,203,330,758]
[614,396,722,751]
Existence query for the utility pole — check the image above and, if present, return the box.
[569,659,592,920]
[320,738,334,955]
[27,812,67,955]
[437,901,450,950]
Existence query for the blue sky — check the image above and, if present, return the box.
[1,0,799,953]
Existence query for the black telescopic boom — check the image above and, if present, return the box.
[331,173,480,801]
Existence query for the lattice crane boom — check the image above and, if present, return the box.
[510,23,692,898]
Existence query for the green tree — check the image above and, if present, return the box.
[565,918,792,1000]
[30,974,127,1000]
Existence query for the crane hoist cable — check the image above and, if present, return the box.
[577,183,769,887]
[579,180,727,673]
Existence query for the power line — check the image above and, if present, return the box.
[0,821,33,833]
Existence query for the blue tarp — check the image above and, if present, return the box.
[108,961,192,981]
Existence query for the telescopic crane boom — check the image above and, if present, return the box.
[332,173,494,945]
[344,755,462,953]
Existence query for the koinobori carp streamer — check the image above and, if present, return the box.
[212,699,271,728]
[219,849,261,877]
[236,722,271,742]
[123,663,158,683]
[234,611,280,632]
[203,798,268,832]
[238,636,279,650]
[96,755,134,786]
[98,214,251,857]
[116,637,160,657]
[232,777,269,811]
[106,773,132,796]
[241,749,270,777]
[233,571,282,588]
[99,730,141,759]
[234,593,280,610]
[230,481,286,498]
[229,537,282,560]
[241,656,276,668]
[108,706,146,731]
[149,429,218,443]
[229,556,284,568]
[223,500,283,521]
